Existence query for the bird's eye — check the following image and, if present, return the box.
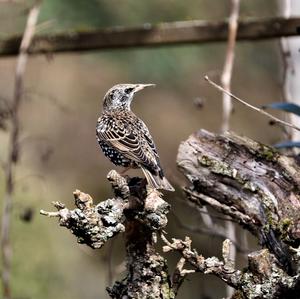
[125,88,134,94]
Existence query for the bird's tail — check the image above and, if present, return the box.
[141,167,175,192]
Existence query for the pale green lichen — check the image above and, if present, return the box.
[278,218,293,242]
[198,155,213,167]
[243,181,257,192]
[280,218,293,229]
[197,155,266,195]
[161,280,175,299]
[263,212,293,242]
[198,155,240,179]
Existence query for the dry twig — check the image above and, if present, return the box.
[0,0,23,3]
[161,234,241,288]
[0,4,40,299]
[205,75,300,132]
[221,0,240,133]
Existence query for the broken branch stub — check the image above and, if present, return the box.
[40,170,170,249]
[40,170,173,299]
[40,189,125,249]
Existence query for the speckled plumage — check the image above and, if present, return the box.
[96,84,174,191]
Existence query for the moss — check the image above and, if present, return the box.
[280,218,292,229]
[264,207,291,233]
[265,208,275,227]
[261,208,275,237]
[263,211,293,242]
[278,218,293,241]
[257,144,278,162]
[160,281,175,299]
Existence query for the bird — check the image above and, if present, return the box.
[96,83,175,192]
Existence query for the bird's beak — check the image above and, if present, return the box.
[134,84,156,92]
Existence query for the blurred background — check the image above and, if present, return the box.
[0,0,291,298]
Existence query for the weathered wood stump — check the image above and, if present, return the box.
[177,130,300,299]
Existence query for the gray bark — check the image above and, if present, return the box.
[176,129,300,298]
[41,170,174,299]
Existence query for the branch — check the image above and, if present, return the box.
[205,75,300,132]
[40,190,126,248]
[0,0,24,3]
[162,235,242,288]
[0,4,40,299]
[177,130,300,273]
[41,170,173,298]
[221,0,240,133]
[1,16,300,56]
[162,235,300,299]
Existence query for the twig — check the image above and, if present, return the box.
[0,4,40,299]
[220,1,240,295]
[161,234,241,288]
[279,0,293,104]
[171,257,194,295]
[221,0,240,133]
[0,0,21,2]
[205,75,300,132]
[225,220,236,296]
[39,210,60,217]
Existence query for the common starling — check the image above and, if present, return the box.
[96,84,175,192]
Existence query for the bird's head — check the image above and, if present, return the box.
[103,83,155,112]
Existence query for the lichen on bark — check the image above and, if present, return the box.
[41,170,174,299]
[176,129,300,298]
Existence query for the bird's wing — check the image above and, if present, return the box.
[97,117,160,172]
[137,119,161,163]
